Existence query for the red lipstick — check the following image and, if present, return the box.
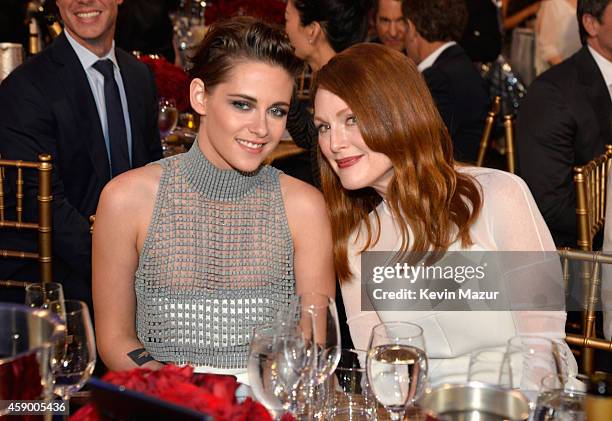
[336,155,362,169]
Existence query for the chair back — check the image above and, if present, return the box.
[559,249,612,374]
[0,154,53,286]
[477,95,516,173]
[503,114,516,174]
[296,64,312,101]
[573,145,612,251]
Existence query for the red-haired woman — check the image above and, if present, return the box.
[313,43,575,389]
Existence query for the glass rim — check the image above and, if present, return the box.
[25,281,63,291]
[47,299,87,316]
[370,321,424,339]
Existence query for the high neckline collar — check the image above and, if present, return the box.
[180,139,263,201]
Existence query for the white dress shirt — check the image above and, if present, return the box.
[588,45,612,102]
[65,30,133,169]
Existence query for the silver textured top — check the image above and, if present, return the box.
[134,141,295,369]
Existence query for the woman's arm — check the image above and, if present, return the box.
[92,165,164,371]
[280,174,335,298]
[502,0,541,30]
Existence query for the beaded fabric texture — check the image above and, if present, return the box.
[134,141,295,369]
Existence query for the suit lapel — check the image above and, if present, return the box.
[49,34,110,182]
[576,47,612,145]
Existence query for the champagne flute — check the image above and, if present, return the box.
[366,321,428,421]
[49,300,96,405]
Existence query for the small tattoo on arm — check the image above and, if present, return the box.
[127,348,155,366]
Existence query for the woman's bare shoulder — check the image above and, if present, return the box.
[278,173,328,220]
[98,163,163,214]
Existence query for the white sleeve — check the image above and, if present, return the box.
[479,171,567,340]
[536,1,562,61]
[340,237,383,351]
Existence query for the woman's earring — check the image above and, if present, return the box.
[308,39,313,44]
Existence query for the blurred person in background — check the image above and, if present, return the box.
[534,0,581,75]
[402,0,489,162]
[370,0,406,52]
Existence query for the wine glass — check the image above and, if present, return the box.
[158,97,179,144]
[280,293,341,417]
[49,300,96,405]
[248,324,289,420]
[283,294,341,386]
[467,348,514,388]
[366,321,428,421]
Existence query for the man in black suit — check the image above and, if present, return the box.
[402,0,490,162]
[0,0,162,306]
[517,0,612,247]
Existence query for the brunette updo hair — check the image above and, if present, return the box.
[189,16,302,90]
[292,0,372,52]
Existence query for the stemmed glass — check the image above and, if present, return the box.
[158,97,179,154]
[280,293,342,417]
[248,325,289,420]
[158,97,179,137]
[366,321,428,421]
[47,300,96,406]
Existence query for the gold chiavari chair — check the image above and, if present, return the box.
[571,146,612,373]
[476,96,517,174]
[476,96,501,167]
[0,154,53,288]
[503,114,516,174]
[574,145,612,251]
[296,64,311,101]
[559,249,612,374]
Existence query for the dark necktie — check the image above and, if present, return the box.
[92,59,130,177]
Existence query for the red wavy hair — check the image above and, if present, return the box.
[312,43,483,282]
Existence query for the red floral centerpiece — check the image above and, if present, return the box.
[139,55,191,113]
[70,365,295,421]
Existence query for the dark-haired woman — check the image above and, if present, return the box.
[313,43,575,388]
[92,17,334,381]
[283,0,372,186]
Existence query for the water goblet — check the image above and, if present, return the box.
[366,321,428,421]
[49,300,96,405]
[248,324,290,420]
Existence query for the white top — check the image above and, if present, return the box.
[341,166,574,388]
[535,0,581,75]
[588,46,612,102]
[417,41,457,72]
[64,30,133,169]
